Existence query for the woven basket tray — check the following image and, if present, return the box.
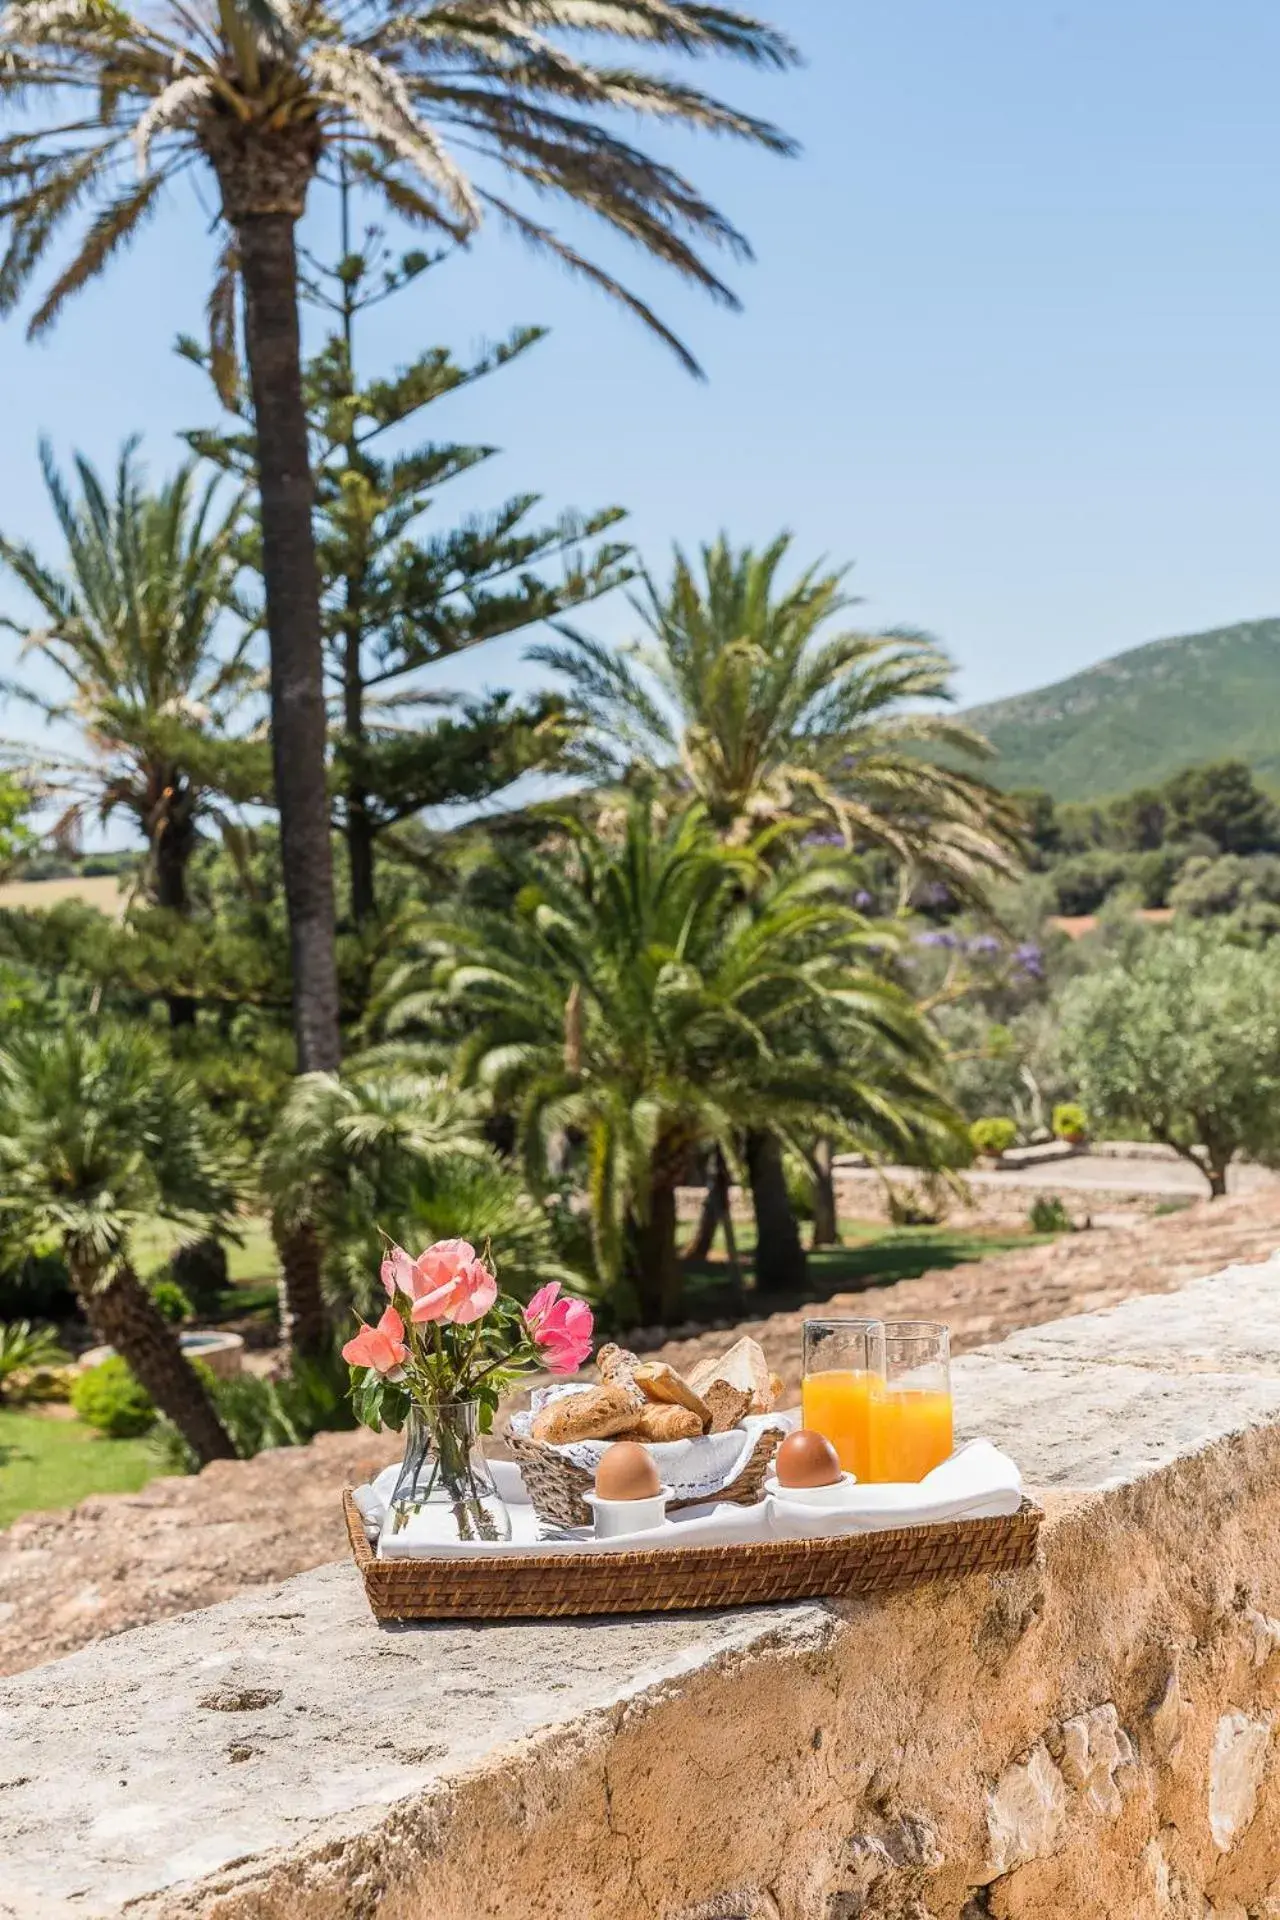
[343,1489,1042,1622]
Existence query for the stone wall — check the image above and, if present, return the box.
[8,1259,1280,1918]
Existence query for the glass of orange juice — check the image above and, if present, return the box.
[801,1320,885,1481]
[867,1321,953,1483]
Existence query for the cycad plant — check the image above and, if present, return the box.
[535,534,1023,897]
[1,0,797,1074]
[0,1025,237,1463]
[379,801,956,1321]
[0,441,263,1024]
[259,1060,579,1328]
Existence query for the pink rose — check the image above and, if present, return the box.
[342,1304,409,1377]
[524,1283,594,1375]
[380,1244,417,1301]
[408,1238,498,1327]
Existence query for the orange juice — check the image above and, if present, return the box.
[801,1369,878,1480]
[866,1387,953,1483]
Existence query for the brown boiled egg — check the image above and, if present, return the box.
[776,1429,843,1490]
[595,1440,662,1503]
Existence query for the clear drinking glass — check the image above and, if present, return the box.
[867,1321,953,1484]
[801,1319,885,1481]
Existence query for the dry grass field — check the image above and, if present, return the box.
[0,874,127,918]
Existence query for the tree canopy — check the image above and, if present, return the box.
[1059,929,1280,1195]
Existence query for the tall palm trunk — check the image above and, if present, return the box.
[274,1218,330,1358]
[70,1250,235,1464]
[746,1129,807,1296]
[233,198,342,1078]
[213,145,340,1366]
[154,807,196,1029]
[630,1180,682,1327]
[811,1136,840,1247]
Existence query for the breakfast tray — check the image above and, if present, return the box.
[342,1489,1042,1622]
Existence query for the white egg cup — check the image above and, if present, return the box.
[763,1470,858,1509]
[583,1490,670,1540]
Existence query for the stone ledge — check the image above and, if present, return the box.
[8,1259,1280,1917]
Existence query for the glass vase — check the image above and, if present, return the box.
[388,1400,512,1544]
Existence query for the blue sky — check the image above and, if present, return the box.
[1,0,1277,747]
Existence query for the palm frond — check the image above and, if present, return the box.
[28,169,167,335]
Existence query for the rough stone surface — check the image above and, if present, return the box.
[1208,1711,1272,1852]
[984,1743,1068,1878]
[1000,1263,1280,1376]
[10,1258,1280,1914]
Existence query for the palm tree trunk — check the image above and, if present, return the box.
[275,1220,330,1359]
[746,1129,807,1296]
[235,207,342,1075]
[154,818,196,1030]
[811,1137,840,1247]
[71,1252,235,1465]
[683,1170,723,1261]
[631,1178,682,1326]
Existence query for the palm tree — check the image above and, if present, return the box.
[0,440,263,1025]
[0,1,797,1075]
[534,534,1024,1273]
[535,534,1024,891]
[378,801,956,1322]
[259,1059,578,1326]
[0,1024,238,1464]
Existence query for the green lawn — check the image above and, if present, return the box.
[131,1215,279,1288]
[0,1409,161,1528]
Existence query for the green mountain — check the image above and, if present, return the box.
[964,618,1280,801]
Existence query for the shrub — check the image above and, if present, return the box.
[969,1117,1017,1159]
[1052,1102,1089,1143]
[1029,1196,1073,1235]
[149,1278,194,1325]
[169,1237,229,1318]
[887,1179,949,1227]
[70,1355,156,1437]
[1050,851,1135,917]
[150,1349,356,1472]
[0,1320,69,1401]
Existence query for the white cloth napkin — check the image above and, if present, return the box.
[363,1440,1023,1561]
[763,1439,1023,1537]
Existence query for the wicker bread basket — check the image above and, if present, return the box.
[507,1428,782,1530]
[343,1488,1042,1622]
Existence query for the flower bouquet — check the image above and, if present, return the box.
[343,1237,593,1543]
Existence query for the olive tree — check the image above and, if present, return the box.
[1058,930,1280,1197]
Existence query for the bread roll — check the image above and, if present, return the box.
[531,1384,642,1445]
[634,1361,711,1427]
[619,1404,704,1443]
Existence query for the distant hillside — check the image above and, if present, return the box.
[964,618,1280,801]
